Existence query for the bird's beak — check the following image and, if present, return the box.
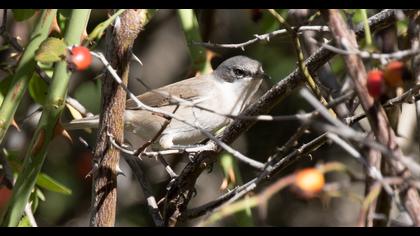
[258,66,271,80]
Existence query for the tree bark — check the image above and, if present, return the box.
[90,9,146,227]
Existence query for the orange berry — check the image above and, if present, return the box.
[294,168,325,198]
[69,46,92,71]
[367,69,385,99]
[383,61,405,88]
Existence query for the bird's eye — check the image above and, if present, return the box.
[233,68,245,77]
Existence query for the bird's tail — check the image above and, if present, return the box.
[62,115,99,130]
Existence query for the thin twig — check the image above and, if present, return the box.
[309,36,420,61]
[122,154,164,226]
[192,26,330,50]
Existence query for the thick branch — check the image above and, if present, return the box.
[90,9,145,227]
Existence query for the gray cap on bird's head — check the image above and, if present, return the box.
[214,55,270,83]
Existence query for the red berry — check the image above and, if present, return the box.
[69,46,92,71]
[367,69,384,99]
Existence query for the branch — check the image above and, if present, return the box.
[193,26,330,50]
[90,9,145,227]
[0,10,56,144]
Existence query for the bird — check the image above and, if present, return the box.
[64,55,270,150]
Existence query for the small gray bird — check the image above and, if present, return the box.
[65,55,269,149]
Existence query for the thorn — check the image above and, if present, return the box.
[85,162,98,179]
[188,153,196,163]
[307,154,313,160]
[11,119,21,132]
[219,178,228,191]
[157,197,166,206]
[166,178,176,191]
[131,53,143,66]
[54,122,73,143]
[205,49,219,62]
[78,136,89,148]
[116,163,126,177]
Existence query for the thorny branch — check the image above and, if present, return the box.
[90,9,144,227]
[193,26,330,50]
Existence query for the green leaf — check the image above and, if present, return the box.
[12,9,36,22]
[352,10,363,25]
[35,37,68,63]
[57,10,72,34]
[3,148,71,195]
[35,188,46,202]
[37,62,55,78]
[29,188,39,212]
[177,9,212,73]
[88,9,126,42]
[36,173,72,195]
[28,74,48,105]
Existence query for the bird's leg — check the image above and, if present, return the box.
[156,154,178,179]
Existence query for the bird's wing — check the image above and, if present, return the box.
[126,75,212,109]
